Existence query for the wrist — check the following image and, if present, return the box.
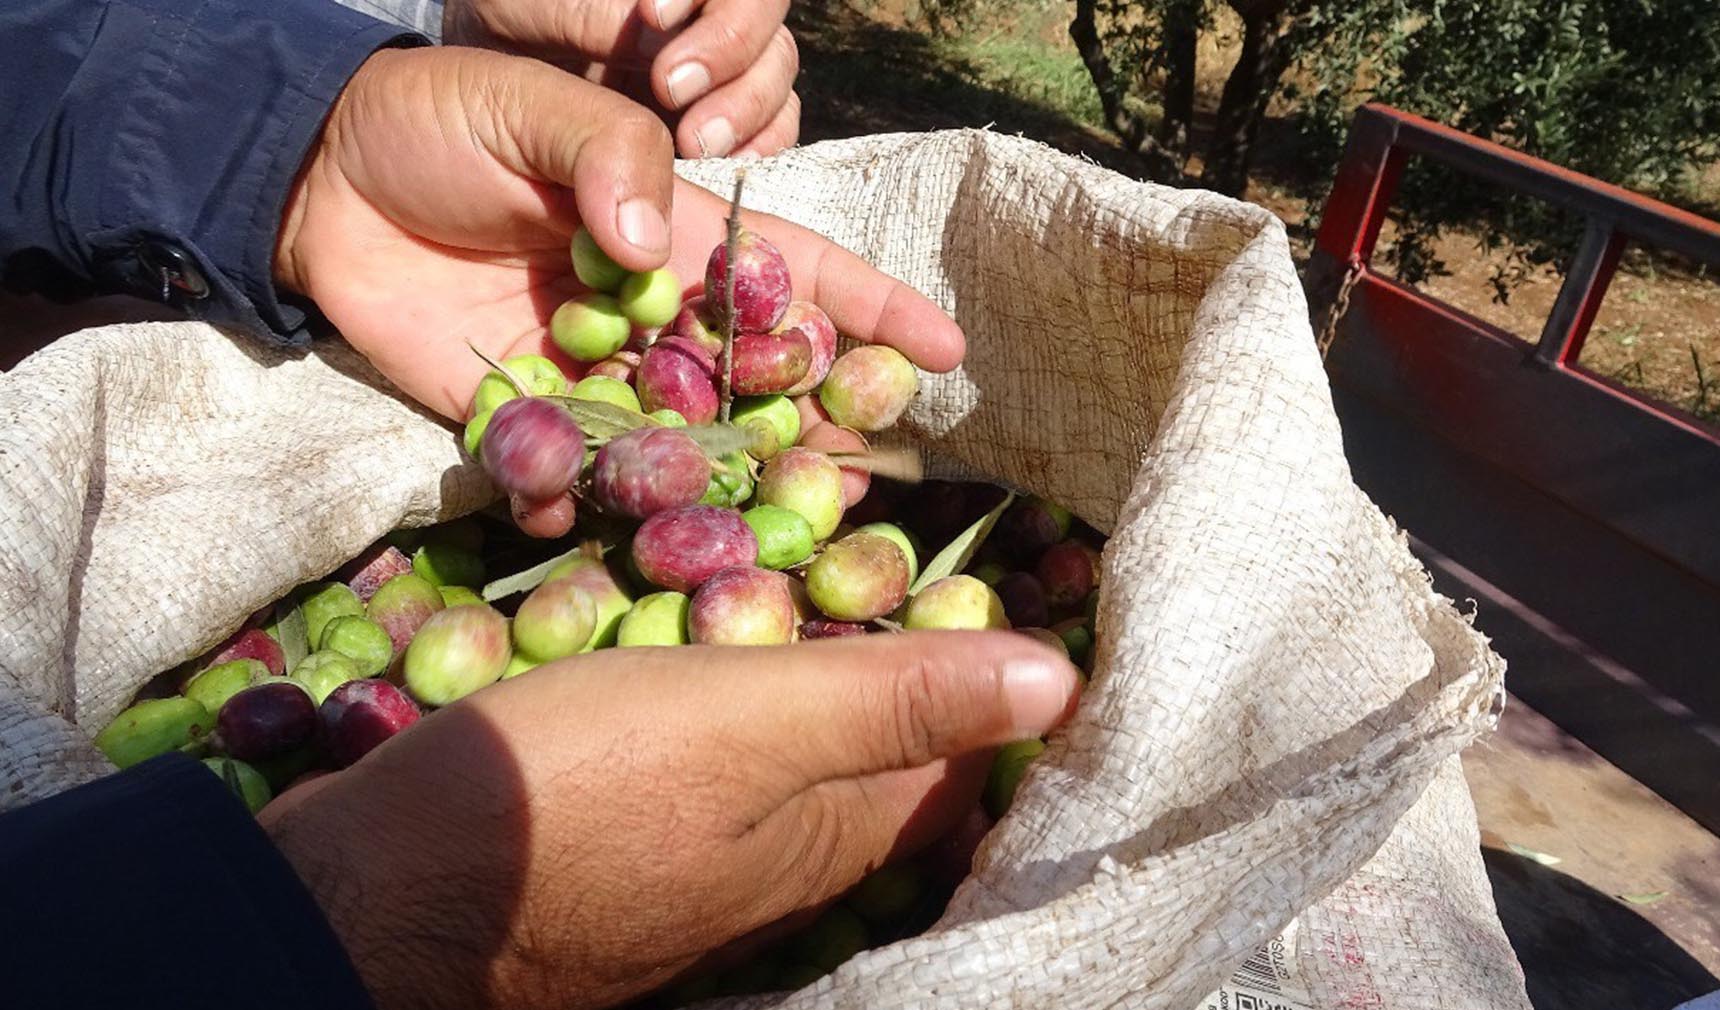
[274,154,315,298]
[272,46,407,301]
[259,776,392,1001]
[259,770,490,1010]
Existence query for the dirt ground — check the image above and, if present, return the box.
[790,0,1720,425]
[1465,696,1720,1009]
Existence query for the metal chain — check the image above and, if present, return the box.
[1315,256,1365,360]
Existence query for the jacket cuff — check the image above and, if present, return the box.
[81,0,425,343]
[0,753,375,1009]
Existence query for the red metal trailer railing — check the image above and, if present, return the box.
[1309,103,1720,593]
[1308,104,1720,830]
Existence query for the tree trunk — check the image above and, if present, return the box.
[1069,0,1150,150]
[1070,0,1184,176]
[1201,1,1297,196]
[1156,0,1200,156]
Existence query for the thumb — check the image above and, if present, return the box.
[480,57,676,269]
[721,631,1077,922]
[744,631,1080,793]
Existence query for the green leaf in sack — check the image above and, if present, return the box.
[1617,890,1668,906]
[826,446,924,483]
[481,541,607,602]
[683,423,756,458]
[465,341,529,397]
[268,599,311,671]
[1505,842,1562,867]
[542,397,659,441]
[908,490,1016,597]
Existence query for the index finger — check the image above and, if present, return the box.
[669,179,967,373]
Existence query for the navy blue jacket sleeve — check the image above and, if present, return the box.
[0,0,426,344]
[0,753,376,1009]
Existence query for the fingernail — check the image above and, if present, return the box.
[695,116,736,158]
[664,62,711,109]
[655,0,693,29]
[616,197,669,256]
[1001,657,1078,738]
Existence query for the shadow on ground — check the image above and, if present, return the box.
[1483,846,1717,1009]
[789,0,1331,206]
[789,1,1146,179]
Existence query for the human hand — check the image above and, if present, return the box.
[443,0,800,158]
[258,631,1080,1010]
[275,45,962,425]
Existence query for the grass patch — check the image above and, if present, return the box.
[945,33,1105,129]
[790,0,1132,172]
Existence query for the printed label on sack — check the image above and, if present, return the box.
[1198,929,1315,1010]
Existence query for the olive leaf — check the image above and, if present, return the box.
[1504,842,1562,867]
[480,544,590,602]
[1617,890,1669,905]
[465,341,529,396]
[908,491,1017,597]
[468,340,662,448]
[826,446,924,482]
[269,599,311,671]
[684,423,756,457]
[542,397,660,441]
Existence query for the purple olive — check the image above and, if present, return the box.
[481,397,586,501]
[592,427,711,520]
[800,618,873,639]
[995,498,1072,564]
[339,544,415,604]
[688,566,796,645]
[776,302,839,396]
[321,679,421,768]
[667,296,726,359]
[217,680,319,763]
[731,329,812,396]
[704,229,792,332]
[1036,540,1099,610]
[588,350,642,384]
[993,572,1050,629]
[636,338,719,425]
[200,628,286,678]
[632,505,758,593]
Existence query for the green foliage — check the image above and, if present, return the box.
[1077,0,1208,117]
[1308,0,1719,285]
[1076,0,1720,285]
[1082,0,1205,94]
[1383,1,1717,198]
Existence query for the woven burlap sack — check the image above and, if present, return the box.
[0,130,1525,1009]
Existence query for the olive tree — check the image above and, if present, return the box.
[1071,0,1720,274]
